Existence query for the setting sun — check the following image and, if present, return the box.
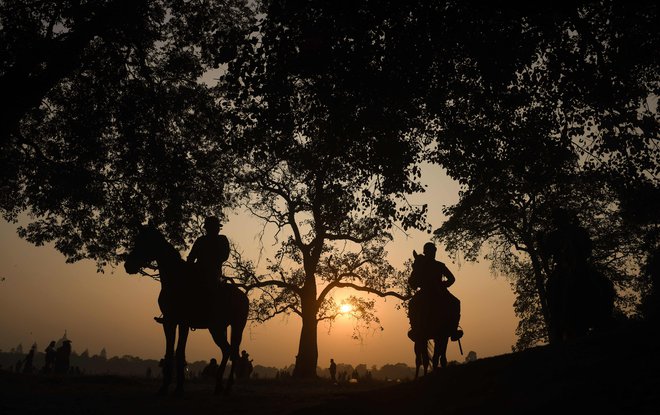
[339,304,353,314]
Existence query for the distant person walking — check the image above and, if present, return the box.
[22,344,36,374]
[329,358,337,383]
[236,350,253,380]
[43,341,56,373]
[201,358,219,381]
[54,340,72,374]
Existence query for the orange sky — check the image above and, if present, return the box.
[0,164,519,369]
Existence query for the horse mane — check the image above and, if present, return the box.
[145,226,185,267]
[408,251,423,289]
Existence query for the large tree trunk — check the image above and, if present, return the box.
[527,246,554,343]
[292,309,319,378]
[292,276,319,378]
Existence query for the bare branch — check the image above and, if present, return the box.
[332,281,410,302]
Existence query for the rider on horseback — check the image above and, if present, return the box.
[186,216,231,324]
[408,242,463,342]
[187,216,230,288]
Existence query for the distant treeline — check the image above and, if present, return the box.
[0,349,468,381]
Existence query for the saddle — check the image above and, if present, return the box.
[408,290,462,341]
[155,281,230,328]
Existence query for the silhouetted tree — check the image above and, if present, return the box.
[220,2,436,378]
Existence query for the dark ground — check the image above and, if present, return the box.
[1,321,658,415]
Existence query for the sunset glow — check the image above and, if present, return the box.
[339,303,353,314]
[0,164,520,369]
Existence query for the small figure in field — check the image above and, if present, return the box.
[329,358,337,383]
[43,340,57,373]
[236,350,253,380]
[201,358,219,381]
[54,340,72,374]
[22,344,36,374]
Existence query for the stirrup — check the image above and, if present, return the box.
[451,329,463,342]
[154,316,164,324]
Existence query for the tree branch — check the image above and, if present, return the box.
[331,281,410,301]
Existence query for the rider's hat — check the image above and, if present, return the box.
[204,216,222,228]
[423,242,437,253]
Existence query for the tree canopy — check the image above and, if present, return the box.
[428,1,658,346]
[1,0,256,267]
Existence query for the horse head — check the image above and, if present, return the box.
[408,250,423,289]
[124,224,164,275]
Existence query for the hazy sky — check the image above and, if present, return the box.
[0,163,518,369]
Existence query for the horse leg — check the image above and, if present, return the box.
[423,341,430,376]
[438,335,449,369]
[226,320,246,392]
[209,327,230,395]
[159,321,176,395]
[414,341,423,379]
[431,339,441,371]
[174,325,189,396]
[413,342,422,379]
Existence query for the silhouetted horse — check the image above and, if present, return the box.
[407,251,461,378]
[124,224,249,395]
[546,263,615,343]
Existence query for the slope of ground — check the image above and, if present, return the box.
[294,320,660,414]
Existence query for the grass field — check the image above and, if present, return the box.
[2,321,658,415]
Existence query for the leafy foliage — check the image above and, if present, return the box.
[430,1,658,346]
[1,0,257,268]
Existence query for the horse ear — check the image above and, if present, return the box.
[413,250,419,258]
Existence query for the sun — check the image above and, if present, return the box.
[339,303,353,314]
